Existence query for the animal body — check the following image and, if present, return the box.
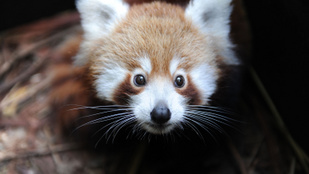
[51,0,249,140]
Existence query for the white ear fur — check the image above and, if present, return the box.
[74,0,129,65]
[185,0,239,65]
[76,0,129,40]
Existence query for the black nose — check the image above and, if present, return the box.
[150,102,171,124]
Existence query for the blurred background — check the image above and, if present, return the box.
[1,0,308,156]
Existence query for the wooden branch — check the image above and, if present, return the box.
[128,141,147,174]
[228,141,249,174]
[250,67,309,173]
[0,25,80,79]
[0,56,46,96]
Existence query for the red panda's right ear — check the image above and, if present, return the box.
[74,0,129,65]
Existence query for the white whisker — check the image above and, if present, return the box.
[75,108,132,121]
[68,104,132,111]
[186,110,233,124]
[182,117,204,138]
[183,115,217,142]
[188,105,235,115]
[73,111,133,134]
[94,115,134,146]
[108,117,136,143]
[185,114,225,134]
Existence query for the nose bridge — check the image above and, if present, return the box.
[155,99,168,108]
[151,76,172,102]
[154,100,168,113]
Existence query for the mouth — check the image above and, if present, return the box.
[143,122,174,134]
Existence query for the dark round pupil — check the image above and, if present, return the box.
[175,75,185,87]
[134,75,146,86]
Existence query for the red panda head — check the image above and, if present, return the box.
[75,0,238,134]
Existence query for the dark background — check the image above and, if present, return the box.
[1,0,308,152]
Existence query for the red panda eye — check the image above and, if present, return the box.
[174,75,185,88]
[134,74,146,87]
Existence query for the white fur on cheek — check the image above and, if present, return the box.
[190,63,218,104]
[95,64,128,101]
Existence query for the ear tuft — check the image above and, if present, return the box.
[186,0,239,65]
[74,0,129,65]
[76,0,129,40]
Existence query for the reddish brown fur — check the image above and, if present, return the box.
[48,33,98,133]
[50,0,250,134]
[112,74,143,105]
[90,2,218,81]
[177,75,202,105]
[49,65,90,132]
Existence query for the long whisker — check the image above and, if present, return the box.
[108,116,136,143]
[94,115,134,146]
[91,112,133,136]
[73,112,130,133]
[185,110,241,132]
[104,116,133,137]
[188,105,235,115]
[68,104,132,111]
[182,117,205,142]
[74,108,132,121]
[186,110,235,124]
[183,115,217,143]
[184,113,226,134]
[128,123,144,140]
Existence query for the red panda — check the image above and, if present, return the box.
[51,0,248,139]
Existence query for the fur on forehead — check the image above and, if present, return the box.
[75,0,239,67]
[89,2,219,76]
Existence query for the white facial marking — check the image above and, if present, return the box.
[190,63,217,104]
[129,55,218,134]
[169,57,181,76]
[139,56,152,75]
[131,77,186,134]
[95,63,128,101]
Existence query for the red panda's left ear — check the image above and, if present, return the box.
[185,0,239,65]
[74,0,129,65]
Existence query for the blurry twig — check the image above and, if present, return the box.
[248,138,264,172]
[229,141,248,174]
[0,57,46,96]
[0,25,80,79]
[128,141,147,174]
[250,66,309,173]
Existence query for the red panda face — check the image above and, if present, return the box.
[138,65,220,133]
[108,56,219,134]
[75,0,238,134]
